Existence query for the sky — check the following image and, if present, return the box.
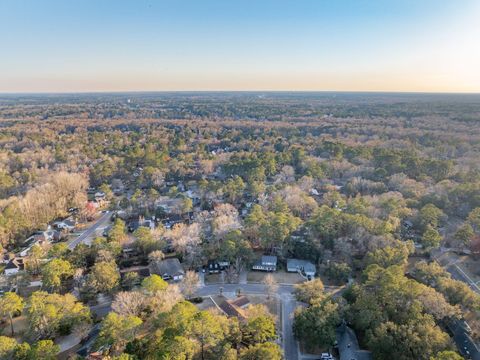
[1,0,479,93]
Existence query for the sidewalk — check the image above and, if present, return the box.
[199,271,205,287]
[239,270,247,284]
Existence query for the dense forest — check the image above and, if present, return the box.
[0,93,479,360]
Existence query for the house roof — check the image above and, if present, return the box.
[287,259,300,268]
[287,258,316,274]
[218,299,246,320]
[261,255,277,264]
[150,258,184,277]
[231,296,250,308]
[5,258,24,270]
[303,262,316,273]
[163,213,184,222]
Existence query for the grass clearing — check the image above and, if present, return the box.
[247,270,305,284]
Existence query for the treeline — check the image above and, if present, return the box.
[0,172,87,247]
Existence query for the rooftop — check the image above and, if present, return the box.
[150,258,184,277]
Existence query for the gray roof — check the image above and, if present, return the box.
[287,258,316,273]
[304,262,316,271]
[5,258,24,270]
[261,255,277,264]
[336,323,372,360]
[150,258,184,277]
[287,258,301,268]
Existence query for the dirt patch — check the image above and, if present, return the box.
[0,315,28,338]
[205,273,224,284]
[247,270,305,284]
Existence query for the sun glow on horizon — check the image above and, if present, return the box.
[1,0,479,93]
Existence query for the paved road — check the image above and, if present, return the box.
[448,320,480,360]
[433,248,480,294]
[90,301,112,318]
[196,283,295,297]
[85,280,341,360]
[196,283,341,360]
[282,294,299,360]
[196,284,298,360]
[447,263,480,294]
[67,211,111,250]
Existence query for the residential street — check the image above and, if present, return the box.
[196,283,295,297]
[447,263,480,294]
[67,211,111,250]
[197,283,298,360]
[282,294,299,360]
[196,282,341,360]
[66,215,306,358]
[433,248,480,294]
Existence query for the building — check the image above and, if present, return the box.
[1,252,13,264]
[216,296,250,320]
[230,296,250,308]
[94,191,106,201]
[336,323,372,360]
[287,258,316,278]
[53,219,76,232]
[207,260,230,274]
[128,217,156,232]
[32,229,59,242]
[150,258,185,281]
[4,258,25,276]
[161,213,185,229]
[252,255,277,272]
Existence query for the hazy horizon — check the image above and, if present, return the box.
[2,90,480,96]
[2,0,480,93]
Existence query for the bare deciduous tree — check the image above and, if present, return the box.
[263,274,278,300]
[180,270,200,299]
[148,250,165,264]
[149,284,183,314]
[212,203,242,239]
[166,223,201,256]
[112,291,145,317]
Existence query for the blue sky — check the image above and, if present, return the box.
[1,0,479,92]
